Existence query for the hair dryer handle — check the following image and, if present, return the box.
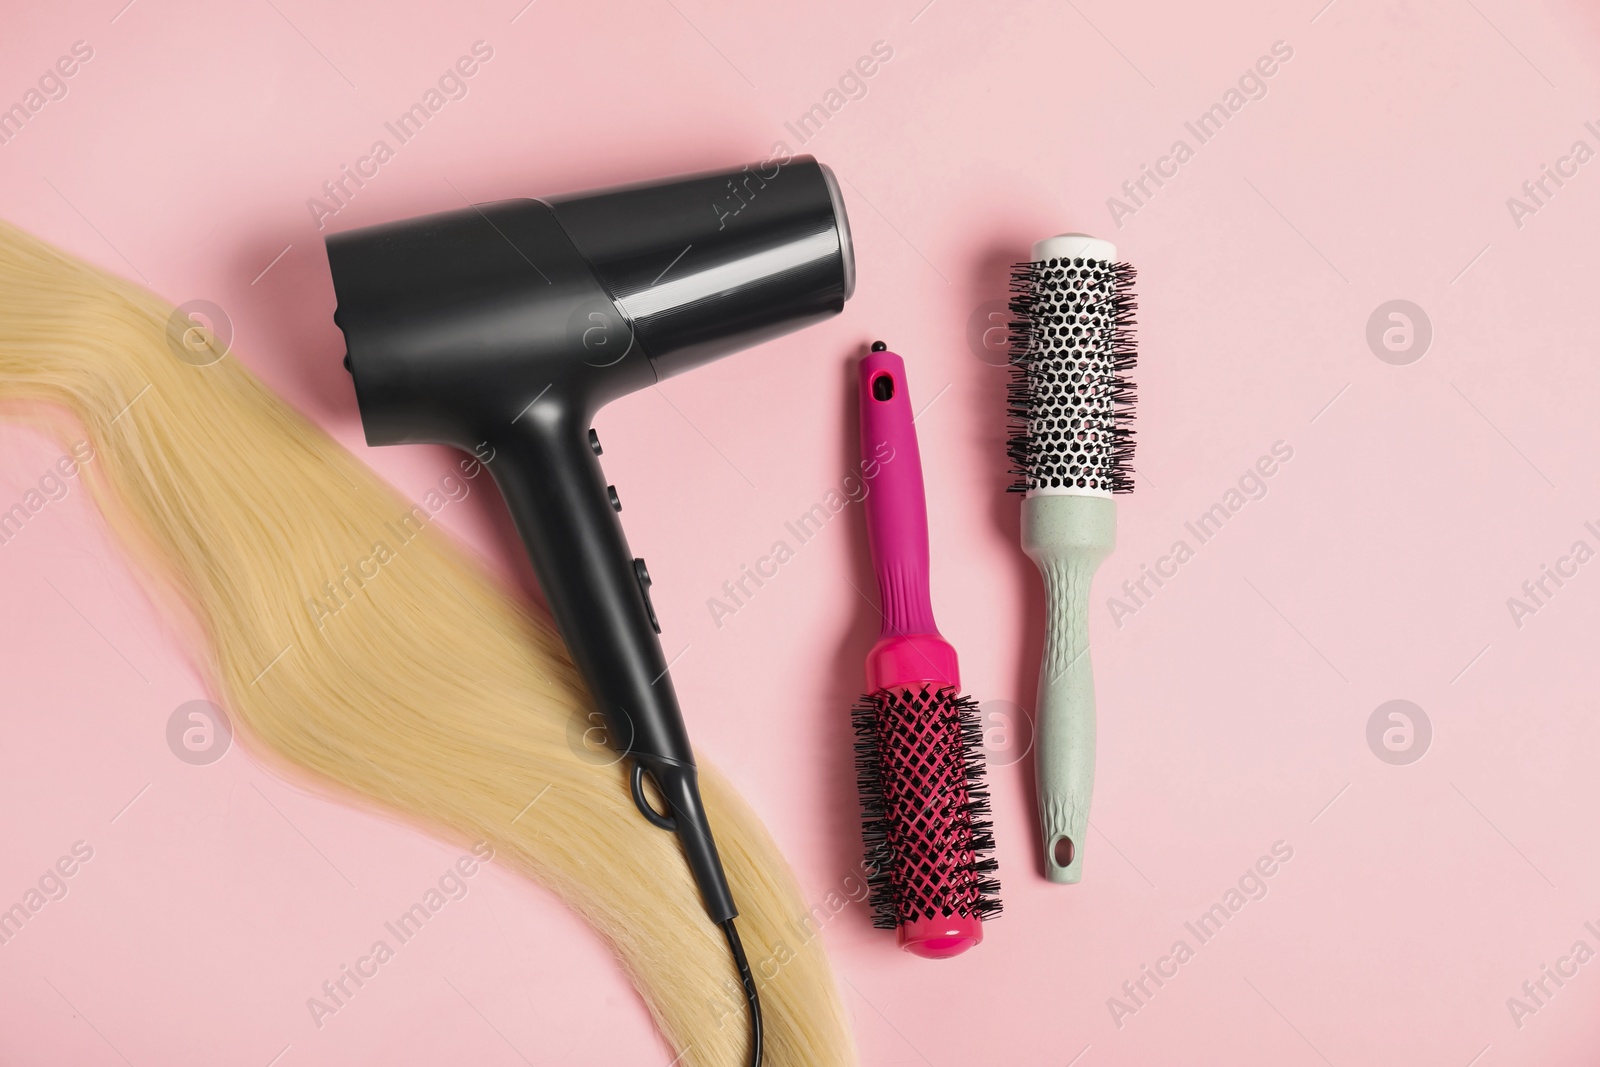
[859,347,937,637]
[482,411,736,923]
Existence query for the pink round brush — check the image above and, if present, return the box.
[853,341,1001,959]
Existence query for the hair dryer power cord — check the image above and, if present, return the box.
[721,917,763,1067]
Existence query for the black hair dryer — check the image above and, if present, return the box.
[324,158,853,950]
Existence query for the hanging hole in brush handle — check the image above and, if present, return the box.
[631,761,679,831]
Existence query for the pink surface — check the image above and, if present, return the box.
[3,0,1600,1063]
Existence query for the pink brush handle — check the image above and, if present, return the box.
[864,347,934,639]
[859,345,940,642]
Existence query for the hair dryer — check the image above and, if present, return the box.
[323,156,853,1063]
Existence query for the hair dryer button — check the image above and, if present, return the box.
[633,558,661,634]
[608,485,621,512]
[588,429,603,456]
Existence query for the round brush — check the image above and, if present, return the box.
[1007,234,1137,884]
[853,341,1001,958]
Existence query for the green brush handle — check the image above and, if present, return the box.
[1022,493,1116,884]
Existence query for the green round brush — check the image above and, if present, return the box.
[1007,233,1138,883]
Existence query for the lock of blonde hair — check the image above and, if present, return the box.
[0,219,854,1067]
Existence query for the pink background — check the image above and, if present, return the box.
[4,0,1600,1063]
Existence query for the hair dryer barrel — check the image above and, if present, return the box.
[548,157,855,380]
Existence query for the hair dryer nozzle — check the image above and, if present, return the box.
[547,155,853,380]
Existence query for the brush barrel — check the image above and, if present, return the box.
[865,635,984,960]
[862,634,984,960]
[1022,493,1116,883]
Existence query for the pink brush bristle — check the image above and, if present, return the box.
[853,685,1001,950]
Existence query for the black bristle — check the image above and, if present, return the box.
[1005,256,1138,495]
[852,685,1002,930]
[851,693,899,929]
